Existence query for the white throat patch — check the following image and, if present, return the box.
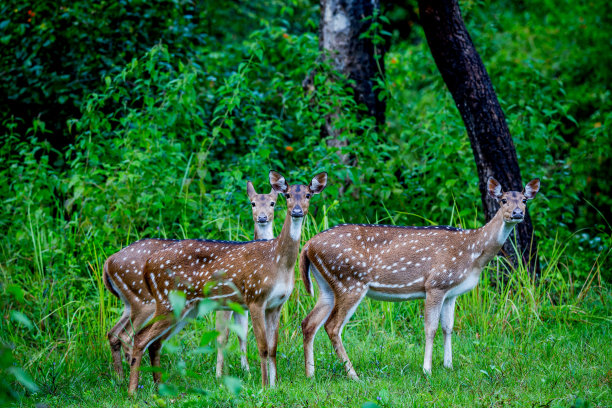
[256,222,274,240]
[289,217,304,241]
[497,221,516,245]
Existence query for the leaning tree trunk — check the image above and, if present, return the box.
[316,0,386,193]
[418,0,540,275]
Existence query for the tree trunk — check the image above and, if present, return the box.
[319,0,385,126]
[315,0,386,194]
[418,0,540,275]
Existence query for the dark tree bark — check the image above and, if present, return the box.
[418,0,540,274]
[315,0,386,172]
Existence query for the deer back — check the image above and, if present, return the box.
[302,223,488,297]
[143,237,284,308]
[104,239,179,302]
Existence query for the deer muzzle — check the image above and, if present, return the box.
[291,206,304,218]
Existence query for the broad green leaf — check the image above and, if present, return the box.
[168,291,186,320]
[223,376,242,396]
[10,311,33,330]
[8,367,39,393]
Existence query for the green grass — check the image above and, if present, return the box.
[2,212,611,407]
[11,293,611,407]
[3,217,610,407]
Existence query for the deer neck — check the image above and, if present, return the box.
[475,209,517,265]
[273,213,303,270]
[254,222,274,240]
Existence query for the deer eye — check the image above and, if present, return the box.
[270,202,275,207]
[522,198,527,204]
[501,199,507,204]
[251,202,256,207]
[285,193,291,199]
[305,194,311,199]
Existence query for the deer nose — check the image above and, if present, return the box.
[511,208,524,219]
[291,206,304,218]
[257,215,268,223]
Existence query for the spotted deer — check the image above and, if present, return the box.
[103,180,278,380]
[103,239,176,379]
[215,181,278,377]
[300,177,540,379]
[126,170,327,393]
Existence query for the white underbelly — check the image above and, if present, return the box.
[366,288,426,302]
[266,281,293,309]
[446,272,480,298]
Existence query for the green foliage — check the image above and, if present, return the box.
[0,0,611,405]
[0,0,316,149]
[0,343,39,404]
[384,0,612,279]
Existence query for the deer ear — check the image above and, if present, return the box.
[523,178,540,200]
[269,188,279,199]
[487,177,503,200]
[269,170,288,194]
[247,181,257,200]
[309,172,328,194]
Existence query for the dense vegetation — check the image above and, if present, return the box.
[1,0,610,406]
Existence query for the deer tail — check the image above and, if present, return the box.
[299,242,314,296]
[102,257,119,298]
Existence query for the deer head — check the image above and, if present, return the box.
[488,177,540,223]
[269,170,327,220]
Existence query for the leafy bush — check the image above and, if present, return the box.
[0,0,610,403]
[0,0,316,151]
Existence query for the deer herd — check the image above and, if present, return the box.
[103,170,540,394]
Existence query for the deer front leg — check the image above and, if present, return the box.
[302,291,334,378]
[234,310,250,372]
[264,307,282,386]
[423,290,445,374]
[440,296,457,369]
[248,304,270,387]
[118,301,156,365]
[324,290,367,380]
[215,310,233,378]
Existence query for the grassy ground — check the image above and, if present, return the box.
[2,1,611,406]
[2,215,611,407]
[10,272,611,408]
[0,202,608,407]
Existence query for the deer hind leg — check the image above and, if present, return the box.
[234,310,250,372]
[108,310,130,379]
[423,290,445,374]
[148,322,180,384]
[121,301,156,362]
[301,266,335,378]
[264,307,282,386]
[215,310,233,378]
[440,296,457,369]
[248,303,269,387]
[146,304,198,386]
[323,289,367,380]
[148,338,163,384]
[128,313,175,395]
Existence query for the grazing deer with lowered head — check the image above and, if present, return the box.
[300,177,540,379]
[215,181,278,377]
[103,180,278,380]
[126,170,327,393]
